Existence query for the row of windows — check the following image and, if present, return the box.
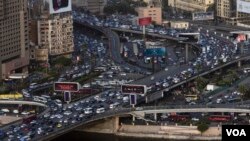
[1,49,20,56]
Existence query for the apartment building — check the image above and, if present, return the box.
[72,0,107,14]
[136,5,162,24]
[216,0,250,25]
[0,0,30,80]
[168,0,214,12]
[29,0,74,62]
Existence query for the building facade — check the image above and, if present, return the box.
[0,0,30,80]
[136,5,162,24]
[168,0,214,12]
[72,0,107,15]
[29,0,74,62]
[216,0,250,25]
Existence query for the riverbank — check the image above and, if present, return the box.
[116,125,221,140]
[83,124,221,140]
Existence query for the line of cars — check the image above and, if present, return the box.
[0,89,130,141]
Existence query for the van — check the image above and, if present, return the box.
[29,83,37,89]
[109,102,120,109]
[96,108,105,114]
[84,108,93,114]
[123,96,129,103]
[55,99,62,107]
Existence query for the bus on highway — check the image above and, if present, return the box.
[208,115,231,122]
[168,114,190,122]
[0,93,23,100]
[185,94,198,102]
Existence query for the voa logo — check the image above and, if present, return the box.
[226,129,246,136]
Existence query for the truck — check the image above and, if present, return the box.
[133,43,138,56]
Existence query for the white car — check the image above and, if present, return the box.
[13,109,19,114]
[1,108,10,113]
[21,111,30,115]
[63,111,72,116]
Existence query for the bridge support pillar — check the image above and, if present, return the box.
[238,61,242,68]
[185,43,189,63]
[132,115,136,122]
[154,113,157,121]
[240,42,244,55]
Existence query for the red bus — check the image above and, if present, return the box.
[22,114,37,124]
[208,115,231,122]
[168,115,190,122]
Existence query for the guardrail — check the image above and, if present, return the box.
[0,100,47,107]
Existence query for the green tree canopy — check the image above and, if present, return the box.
[53,56,72,67]
[197,123,209,134]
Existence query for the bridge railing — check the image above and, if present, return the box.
[133,104,250,112]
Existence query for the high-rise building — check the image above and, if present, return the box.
[136,5,162,24]
[72,0,107,15]
[0,0,30,80]
[29,0,74,63]
[216,0,250,25]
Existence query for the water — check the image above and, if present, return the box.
[52,131,181,141]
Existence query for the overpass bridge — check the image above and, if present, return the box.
[145,54,250,102]
[0,100,47,107]
[35,104,250,141]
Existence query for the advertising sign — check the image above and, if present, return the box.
[237,0,250,14]
[144,47,166,57]
[54,82,80,92]
[45,0,72,14]
[230,32,248,42]
[138,17,152,26]
[192,12,214,20]
[121,84,147,95]
[178,33,200,43]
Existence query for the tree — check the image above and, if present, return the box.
[197,123,209,135]
[238,85,247,96]
[195,77,208,92]
[53,56,72,67]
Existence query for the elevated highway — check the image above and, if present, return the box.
[0,100,47,107]
[36,104,250,141]
[145,55,250,102]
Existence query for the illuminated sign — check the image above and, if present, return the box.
[121,84,147,95]
[54,82,80,92]
[45,0,72,14]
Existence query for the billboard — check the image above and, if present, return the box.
[144,47,166,57]
[231,33,247,42]
[121,84,147,95]
[192,12,214,21]
[237,0,250,14]
[138,17,152,26]
[45,0,72,14]
[54,82,80,92]
[178,33,200,43]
